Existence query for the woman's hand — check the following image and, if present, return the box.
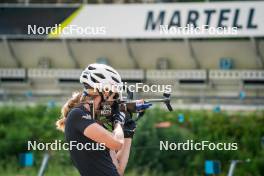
[112,112,125,126]
[111,100,125,125]
[123,118,136,138]
[135,99,152,112]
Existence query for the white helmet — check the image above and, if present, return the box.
[80,63,122,92]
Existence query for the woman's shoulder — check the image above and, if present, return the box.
[68,107,84,117]
[67,105,90,119]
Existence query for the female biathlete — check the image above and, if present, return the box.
[56,63,138,176]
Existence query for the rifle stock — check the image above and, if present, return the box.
[96,93,173,117]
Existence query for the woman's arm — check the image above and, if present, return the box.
[83,123,124,150]
[110,118,136,176]
[110,139,132,176]
[116,138,132,176]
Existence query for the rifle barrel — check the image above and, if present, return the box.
[144,98,170,103]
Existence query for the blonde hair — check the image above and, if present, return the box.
[56,91,87,132]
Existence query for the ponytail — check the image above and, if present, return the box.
[56,91,84,132]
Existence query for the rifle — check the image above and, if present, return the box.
[95,92,173,125]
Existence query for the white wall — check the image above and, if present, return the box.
[0,39,263,69]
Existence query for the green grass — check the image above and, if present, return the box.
[0,155,79,176]
[0,153,170,176]
[0,164,171,176]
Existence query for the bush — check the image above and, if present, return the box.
[128,108,264,176]
[0,105,263,175]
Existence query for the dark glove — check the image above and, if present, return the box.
[123,118,136,138]
[111,101,120,115]
[113,112,125,126]
[111,101,125,126]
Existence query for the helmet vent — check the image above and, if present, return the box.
[88,66,96,70]
[112,76,120,83]
[83,83,90,89]
[94,73,105,79]
[91,76,99,83]
[106,68,117,75]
